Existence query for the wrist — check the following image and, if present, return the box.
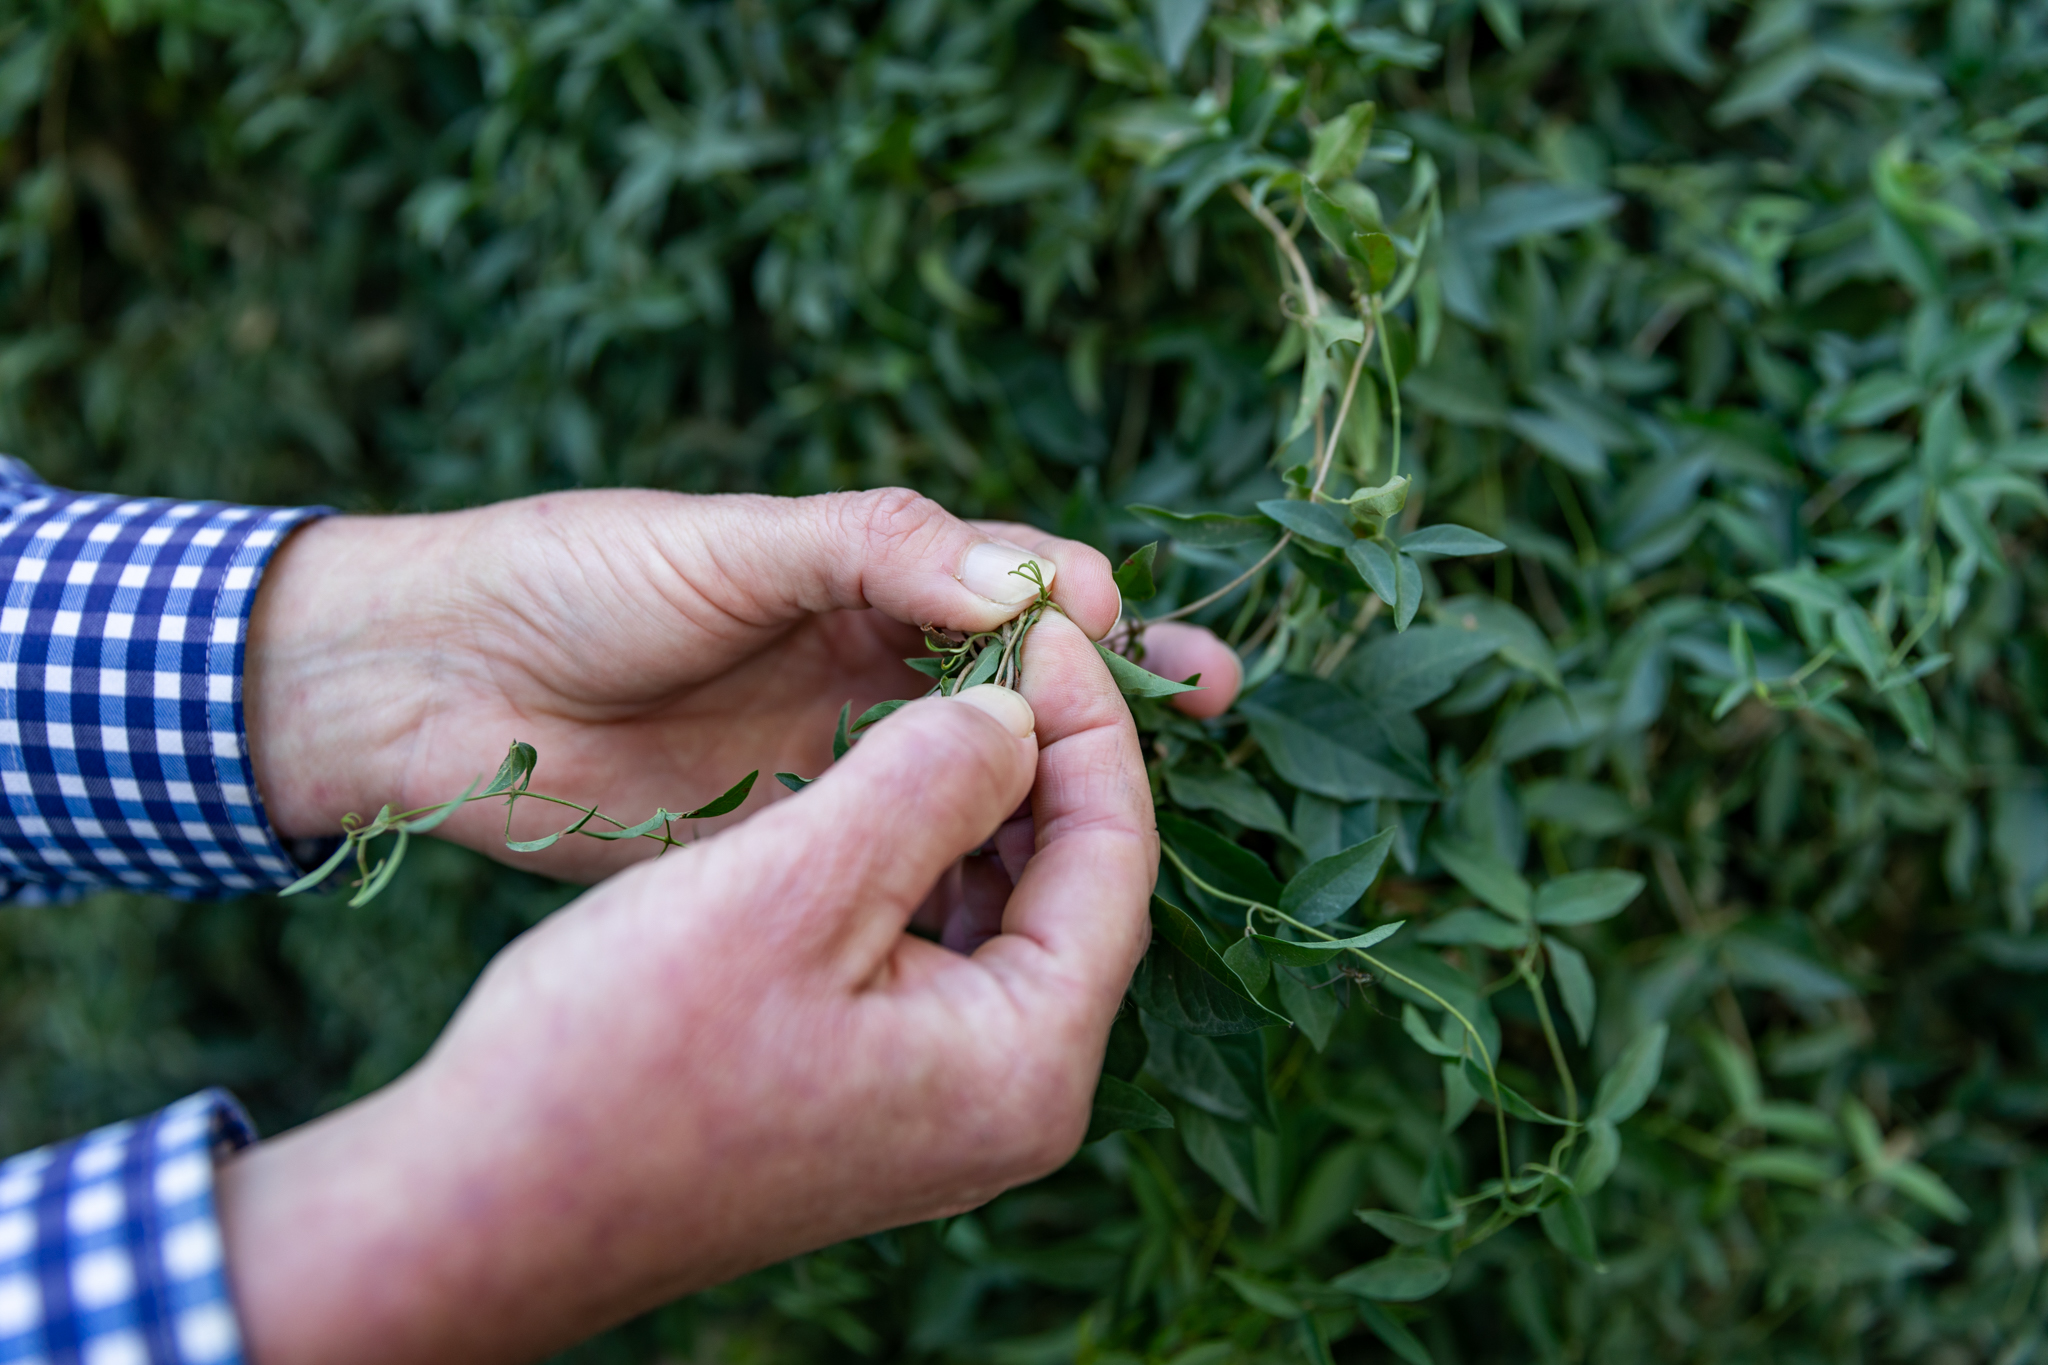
[244,514,456,838]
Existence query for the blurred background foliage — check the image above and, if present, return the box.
[3,0,2048,1361]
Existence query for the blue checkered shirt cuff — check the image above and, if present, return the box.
[0,1091,256,1365]
[0,460,326,902]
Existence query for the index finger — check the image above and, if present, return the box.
[973,611,1156,1023]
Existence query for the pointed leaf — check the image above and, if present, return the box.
[1544,934,1596,1045]
[1250,922,1403,964]
[1332,1252,1451,1301]
[679,770,759,819]
[483,740,538,796]
[1399,524,1506,557]
[1533,870,1645,925]
[279,837,356,897]
[1347,539,1399,604]
[1160,811,1283,907]
[1308,100,1376,183]
[1129,503,1275,547]
[775,772,813,792]
[1086,1073,1173,1143]
[1280,828,1398,924]
[1593,1022,1668,1123]
[1098,642,1201,697]
[1430,839,1533,920]
[1257,497,1355,548]
[1113,541,1159,601]
[1354,1298,1435,1365]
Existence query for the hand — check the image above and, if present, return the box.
[245,487,1241,880]
[216,614,1160,1364]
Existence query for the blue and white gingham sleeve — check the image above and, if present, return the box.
[0,459,327,903]
[0,1091,255,1365]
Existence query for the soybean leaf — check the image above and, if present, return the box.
[1348,539,1399,604]
[1358,231,1398,291]
[1159,811,1283,907]
[347,830,410,908]
[1575,1118,1621,1194]
[1257,497,1355,548]
[1533,869,1645,925]
[831,701,854,761]
[1538,1191,1600,1265]
[1303,183,1368,264]
[1342,625,1499,710]
[279,837,357,897]
[1085,1073,1173,1143]
[1394,552,1424,631]
[1279,827,1397,924]
[1164,765,1295,842]
[1176,1106,1262,1215]
[1459,1057,1573,1125]
[483,740,538,796]
[1593,1022,1669,1123]
[1276,967,1344,1049]
[1874,1159,1969,1223]
[850,700,910,734]
[1544,934,1596,1045]
[1150,0,1209,72]
[1308,99,1376,182]
[1217,1268,1302,1319]
[957,643,1005,691]
[1141,1015,1265,1123]
[1399,524,1506,557]
[1430,838,1533,921]
[1331,1252,1451,1301]
[1417,908,1529,950]
[504,802,603,853]
[679,770,759,819]
[1133,897,1288,1033]
[1113,541,1159,601]
[1222,937,1270,994]
[586,810,675,841]
[1098,642,1201,697]
[774,773,813,792]
[1250,922,1403,964]
[1401,1002,1463,1059]
[904,655,947,679]
[1129,503,1275,547]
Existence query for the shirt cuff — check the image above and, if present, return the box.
[0,1090,256,1365]
[0,480,330,902]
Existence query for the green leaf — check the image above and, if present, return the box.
[504,804,601,853]
[1176,1106,1262,1213]
[1085,1073,1174,1143]
[1141,1015,1265,1122]
[1150,0,1211,73]
[1163,766,1294,842]
[1221,936,1270,994]
[774,772,813,792]
[278,836,356,897]
[831,700,854,761]
[1394,551,1424,631]
[1251,922,1403,964]
[850,700,910,735]
[1399,524,1505,557]
[585,810,675,841]
[483,740,538,796]
[1358,231,1398,291]
[1401,1002,1463,1058]
[1279,828,1398,924]
[1129,503,1275,547]
[1430,838,1533,921]
[1575,1118,1621,1194]
[1303,183,1368,264]
[1874,1159,1969,1223]
[1133,897,1288,1033]
[1459,1058,1574,1125]
[1098,642,1201,697]
[1342,625,1498,710]
[398,772,485,834]
[347,829,410,907]
[1307,99,1376,183]
[1347,539,1399,604]
[1112,541,1159,601]
[1159,811,1283,907]
[1216,1268,1302,1318]
[1275,967,1344,1049]
[1416,908,1529,950]
[1592,1022,1669,1123]
[1537,1191,1599,1265]
[679,770,759,819]
[1533,869,1645,925]
[1331,1252,1451,1301]
[1544,934,1596,1045]
[1257,497,1354,548]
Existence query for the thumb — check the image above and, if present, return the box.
[709,684,1039,973]
[673,489,1121,638]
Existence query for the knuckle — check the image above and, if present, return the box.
[846,487,951,564]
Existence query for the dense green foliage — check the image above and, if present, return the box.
[4,0,2048,1360]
